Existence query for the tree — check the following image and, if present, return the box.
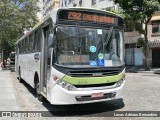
[0,0,39,60]
[110,9,135,32]
[114,0,160,70]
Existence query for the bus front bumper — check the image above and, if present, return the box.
[50,82,125,105]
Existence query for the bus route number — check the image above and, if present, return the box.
[68,12,82,20]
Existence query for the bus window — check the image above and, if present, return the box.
[29,33,34,53]
[34,30,41,52]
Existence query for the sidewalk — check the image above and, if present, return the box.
[0,67,19,111]
[126,66,160,74]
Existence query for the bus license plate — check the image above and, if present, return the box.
[91,92,104,98]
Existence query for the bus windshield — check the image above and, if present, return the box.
[55,26,124,68]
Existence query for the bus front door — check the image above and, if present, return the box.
[41,26,51,97]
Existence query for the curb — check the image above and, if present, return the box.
[153,70,160,74]
[126,69,160,74]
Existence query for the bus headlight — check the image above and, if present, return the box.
[116,76,125,87]
[116,80,123,87]
[56,79,75,91]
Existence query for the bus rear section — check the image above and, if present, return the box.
[9,52,15,64]
[9,52,15,72]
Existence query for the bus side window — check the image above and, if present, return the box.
[34,30,41,52]
[19,42,21,54]
[29,33,34,53]
[24,39,26,54]
[20,41,22,54]
[28,35,30,53]
[20,42,22,54]
[33,32,36,52]
[26,37,29,53]
[22,40,24,54]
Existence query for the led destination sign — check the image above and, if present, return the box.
[68,12,115,24]
[58,10,119,25]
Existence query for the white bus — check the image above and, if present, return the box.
[15,8,125,105]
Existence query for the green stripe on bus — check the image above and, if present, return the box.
[63,71,125,85]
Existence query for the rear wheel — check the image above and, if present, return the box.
[35,79,46,102]
[18,68,23,83]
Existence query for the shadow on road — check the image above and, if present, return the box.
[17,77,125,116]
[42,99,124,117]
[17,77,37,98]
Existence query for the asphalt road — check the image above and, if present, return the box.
[10,71,160,119]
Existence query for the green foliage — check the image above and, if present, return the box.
[0,0,39,59]
[137,38,147,56]
[114,0,160,34]
[110,9,136,32]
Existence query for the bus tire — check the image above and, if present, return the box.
[19,68,23,83]
[112,98,124,107]
[35,79,46,102]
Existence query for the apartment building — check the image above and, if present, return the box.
[37,0,44,20]
[91,0,119,11]
[43,0,60,16]
[60,0,90,8]
[60,0,119,10]
[37,0,60,19]
[148,12,160,67]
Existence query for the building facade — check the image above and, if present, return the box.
[43,0,60,16]
[148,12,160,67]
[37,0,60,20]
[124,30,143,66]
[37,0,44,20]
[60,0,90,7]
[60,0,119,10]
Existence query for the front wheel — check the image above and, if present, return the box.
[35,81,46,102]
[18,68,23,83]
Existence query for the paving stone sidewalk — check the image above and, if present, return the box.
[0,67,18,111]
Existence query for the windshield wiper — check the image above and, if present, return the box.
[103,27,113,54]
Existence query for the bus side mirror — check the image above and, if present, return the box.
[48,34,55,47]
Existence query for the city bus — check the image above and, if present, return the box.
[15,7,125,105]
[9,52,16,71]
[9,52,15,64]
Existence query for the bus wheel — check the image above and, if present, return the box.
[35,81,46,102]
[19,68,23,83]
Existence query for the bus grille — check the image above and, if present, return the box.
[74,82,116,88]
[68,70,120,77]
